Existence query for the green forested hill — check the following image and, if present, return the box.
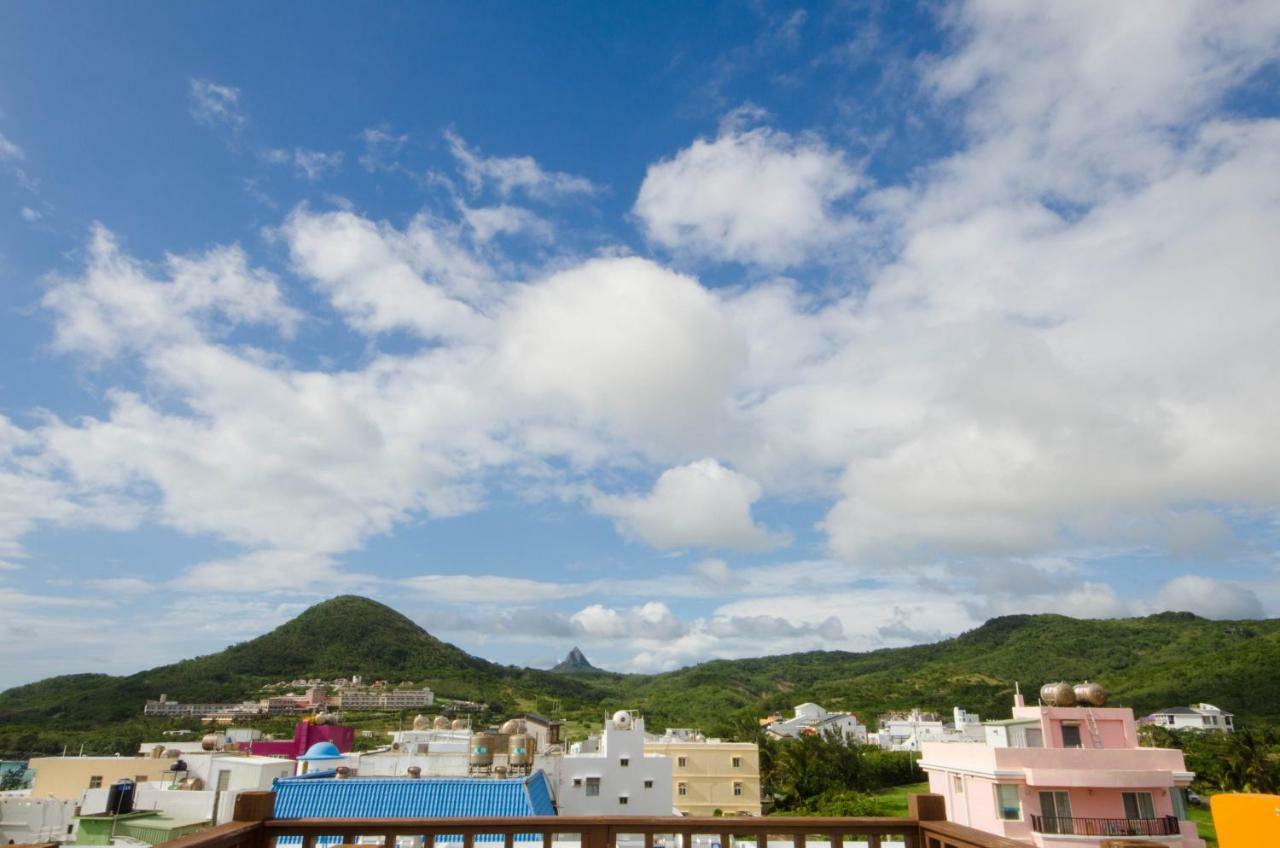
[0,596,603,726]
[3,596,1278,753]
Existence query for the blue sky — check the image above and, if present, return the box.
[2,1,1280,689]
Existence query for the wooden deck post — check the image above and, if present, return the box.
[907,793,947,822]
[233,791,277,823]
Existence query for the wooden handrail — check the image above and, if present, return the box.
[153,791,1027,848]
[917,821,1028,848]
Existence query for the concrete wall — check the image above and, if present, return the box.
[0,796,79,843]
[28,757,176,801]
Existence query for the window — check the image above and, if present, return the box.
[1061,723,1082,748]
[1024,728,1043,748]
[995,785,1021,820]
[952,775,964,794]
[620,758,629,767]
[732,757,741,768]
[619,796,629,805]
[678,782,688,796]
[733,782,743,797]
[586,777,600,797]
[573,778,583,787]
[1122,792,1156,820]
[677,756,687,767]
[88,776,103,789]
[644,780,654,789]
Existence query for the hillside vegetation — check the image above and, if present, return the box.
[3,596,1278,756]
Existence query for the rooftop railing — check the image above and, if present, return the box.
[155,792,1026,848]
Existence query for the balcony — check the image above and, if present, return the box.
[156,791,1026,848]
[1030,814,1181,837]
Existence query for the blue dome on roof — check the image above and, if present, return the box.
[298,741,342,761]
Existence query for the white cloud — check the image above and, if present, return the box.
[291,148,344,180]
[405,574,570,603]
[499,257,744,453]
[42,224,299,359]
[460,204,552,243]
[359,126,409,172]
[1151,575,1264,619]
[20,207,41,222]
[188,78,245,135]
[591,460,783,551]
[170,550,369,594]
[571,601,687,641]
[283,207,491,340]
[0,130,24,160]
[634,124,862,267]
[446,130,599,200]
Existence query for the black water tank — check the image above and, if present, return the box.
[106,780,135,815]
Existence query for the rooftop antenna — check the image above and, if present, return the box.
[1014,681,1025,708]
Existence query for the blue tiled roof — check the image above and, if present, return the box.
[272,772,555,844]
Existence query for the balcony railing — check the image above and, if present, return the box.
[1030,814,1181,837]
[155,792,1025,848]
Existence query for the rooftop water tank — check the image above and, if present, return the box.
[1040,682,1075,707]
[412,714,429,731]
[451,719,467,731]
[508,733,533,767]
[106,780,135,815]
[1074,681,1108,707]
[470,732,495,767]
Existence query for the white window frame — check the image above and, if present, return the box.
[994,784,1021,821]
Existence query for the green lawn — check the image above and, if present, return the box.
[1188,803,1218,848]
[871,782,930,817]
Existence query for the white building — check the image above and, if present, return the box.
[870,708,985,751]
[81,753,294,825]
[763,703,868,743]
[336,687,434,709]
[541,711,673,816]
[0,796,79,844]
[1141,703,1235,733]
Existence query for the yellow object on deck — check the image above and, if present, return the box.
[1211,792,1280,848]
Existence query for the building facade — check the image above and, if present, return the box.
[920,695,1205,848]
[763,703,868,743]
[336,688,434,709]
[1141,703,1235,733]
[542,711,673,816]
[645,730,761,816]
[27,756,177,801]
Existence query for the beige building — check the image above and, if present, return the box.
[645,732,761,816]
[28,756,176,801]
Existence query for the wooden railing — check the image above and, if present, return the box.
[159,792,1025,848]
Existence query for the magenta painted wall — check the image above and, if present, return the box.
[239,722,355,759]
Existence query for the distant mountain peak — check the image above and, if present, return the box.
[552,646,600,674]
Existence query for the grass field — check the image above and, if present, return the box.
[871,782,930,817]
[1188,803,1218,848]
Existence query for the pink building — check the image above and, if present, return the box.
[239,720,355,760]
[920,697,1204,848]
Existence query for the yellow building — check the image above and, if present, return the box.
[644,735,761,816]
[28,757,176,801]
